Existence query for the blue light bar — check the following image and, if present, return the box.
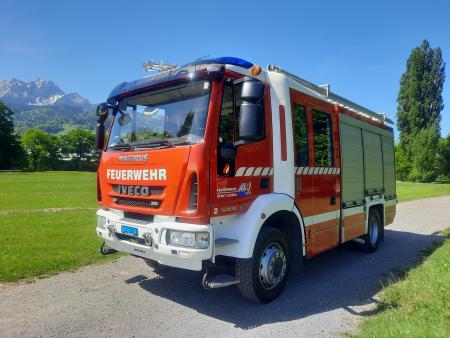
[190,56,254,69]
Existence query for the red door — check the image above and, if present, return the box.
[209,79,273,217]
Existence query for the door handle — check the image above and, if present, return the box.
[330,196,336,205]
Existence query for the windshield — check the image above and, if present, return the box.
[107,80,211,150]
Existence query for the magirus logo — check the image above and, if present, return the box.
[118,154,149,162]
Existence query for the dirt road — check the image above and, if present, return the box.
[1,196,449,337]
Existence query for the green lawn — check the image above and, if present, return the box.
[353,228,450,338]
[0,171,119,283]
[0,172,449,283]
[0,171,97,211]
[397,181,450,202]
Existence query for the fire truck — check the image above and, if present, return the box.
[95,57,396,303]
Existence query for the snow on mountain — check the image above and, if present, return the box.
[0,79,92,109]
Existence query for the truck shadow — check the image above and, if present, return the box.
[127,229,445,329]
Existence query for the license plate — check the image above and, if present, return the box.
[121,225,138,237]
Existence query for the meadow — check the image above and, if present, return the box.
[0,171,118,282]
[1,172,449,283]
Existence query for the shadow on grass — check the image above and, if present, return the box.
[123,229,446,330]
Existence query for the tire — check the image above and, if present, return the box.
[236,227,290,303]
[360,208,382,252]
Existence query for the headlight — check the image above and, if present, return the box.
[97,215,107,229]
[167,231,209,249]
[196,233,210,249]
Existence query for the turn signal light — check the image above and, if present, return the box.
[252,65,262,75]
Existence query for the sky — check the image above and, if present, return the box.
[1,0,450,137]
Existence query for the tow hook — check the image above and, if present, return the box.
[202,268,240,289]
[99,241,117,255]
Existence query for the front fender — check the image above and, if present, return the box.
[211,193,299,259]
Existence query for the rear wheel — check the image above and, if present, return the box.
[236,227,290,303]
[359,208,382,252]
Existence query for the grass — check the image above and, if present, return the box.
[0,171,97,211]
[0,171,119,283]
[0,172,449,283]
[397,181,450,202]
[353,228,450,338]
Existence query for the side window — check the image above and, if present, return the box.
[218,85,234,144]
[218,82,260,143]
[293,103,309,166]
[312,110,333,166]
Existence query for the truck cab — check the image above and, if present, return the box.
[96,57,396,303]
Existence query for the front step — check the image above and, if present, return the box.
[202,272,240,289]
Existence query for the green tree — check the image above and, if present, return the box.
[61,128,97,170]
[396,39,446,180]
[0,100,24,169]
[437,134,450,180]
[409,127,440,182]
[395,144,411,181]
[21,129,60,171]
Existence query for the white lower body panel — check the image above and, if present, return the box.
[96,209,213,271]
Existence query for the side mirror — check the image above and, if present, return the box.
[96,124,105,150]
[241,81,265,101]
[239,102,265,141]
[96,103,109,124]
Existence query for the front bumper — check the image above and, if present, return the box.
[96,209,213,271]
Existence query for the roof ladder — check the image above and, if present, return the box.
[267,65,394,125]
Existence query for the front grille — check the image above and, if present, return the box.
[114,197,160,209]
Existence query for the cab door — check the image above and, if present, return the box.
[209,80,273,218]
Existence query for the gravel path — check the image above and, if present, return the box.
[1,196,449,338]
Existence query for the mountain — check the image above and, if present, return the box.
[0,79,96,134]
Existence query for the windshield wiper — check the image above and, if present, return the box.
[131,138,175,149]
[107,143,134,151]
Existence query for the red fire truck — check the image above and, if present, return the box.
[95,57,396,303]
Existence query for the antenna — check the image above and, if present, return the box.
[142,59,178,73]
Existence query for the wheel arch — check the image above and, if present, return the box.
[260,207,306,271]
[212,193,305,259]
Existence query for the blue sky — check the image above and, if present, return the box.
[1,0,449,137]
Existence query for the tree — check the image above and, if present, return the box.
[408,127,440,182]
[395,144,411,181]
[437,134,450,180]
[396,40,446,180]
[60,128,97,170]
[0,100,24,169]
[21,129,60,171]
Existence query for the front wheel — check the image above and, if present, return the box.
[236,227,290,303]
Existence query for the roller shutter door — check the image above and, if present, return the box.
[382,136,396,196]
[363,130,383,194]
[340,123,364,205]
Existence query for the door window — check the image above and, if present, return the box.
[293,103,309,166]
[312,110,333,166]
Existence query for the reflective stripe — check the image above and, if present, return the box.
[253,167,263,176]
[303,209,341,226]
[244,167,255,176]
[235,167,273,177]
[294,167,342,176]
[235,167,246,177]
